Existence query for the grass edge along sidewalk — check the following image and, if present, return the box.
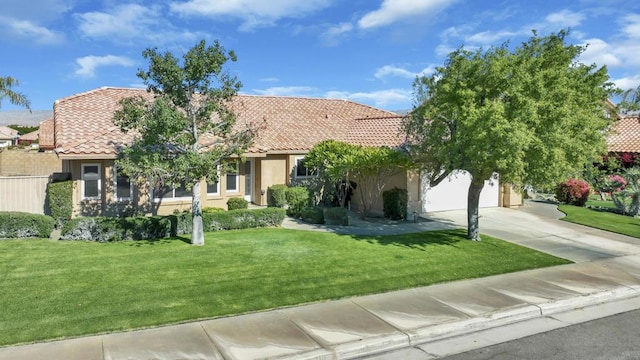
[559,204,640,239]
[0,228,570,347]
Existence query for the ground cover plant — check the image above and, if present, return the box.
[559,204,640,238]
[0,229,570,346]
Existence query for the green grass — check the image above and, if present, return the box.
[559,204,640,238]
[586,195,616,209]
[0,228,570,346]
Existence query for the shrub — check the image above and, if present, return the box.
[60,216,172,242]
[324,207,349,226]
[383,187,408,220]
[47,180,73,228]
[203,207,225,213]
[267,184,288,208]
[0,212,55,238]
[168,211,192,236]
[285,186,309,217]
[555,179,590,207]
[301,206,324,224]
[612,167,640,216]
[203,208,285,231]
[227,197,249,210]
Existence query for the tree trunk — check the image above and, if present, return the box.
[467,179,484,241]
[191,181,204,246]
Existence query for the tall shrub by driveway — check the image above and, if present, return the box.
[555,179,590,207]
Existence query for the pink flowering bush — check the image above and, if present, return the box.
[555,179,591,206]
[603,174,627,193]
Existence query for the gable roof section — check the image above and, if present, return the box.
[38,119,55,150]
[52,87,399,159]
[0,125,18,140]
[607,116,640,153]
[345,116,407,148]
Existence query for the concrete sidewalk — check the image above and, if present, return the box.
[2,205,640,360]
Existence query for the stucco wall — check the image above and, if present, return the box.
[0,150,61,176]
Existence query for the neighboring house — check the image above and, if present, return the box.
[607,115,640,156]
[0,126,18,148]
[44,87,503,217]
[18,129,39,146]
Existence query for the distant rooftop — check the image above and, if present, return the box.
[0,110,52,126]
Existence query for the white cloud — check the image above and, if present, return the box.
[545,9,585,27]
[579,38,623,67]
[358,0,457,29]
[0,16,63,44]
[325,89,412,108]
[2,0,72,23]
[465,30,520,45]
[614,75,640,91]
[620,14,640,39]
[75,4,203,45]
[75,55,134,78]
[251,86,319,97]
[320,22,353,46]
[374,65,435,80]
[170,0,333,31]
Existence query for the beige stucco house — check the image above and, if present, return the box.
[42,87,517,218]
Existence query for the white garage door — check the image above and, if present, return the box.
[421,170,499,212]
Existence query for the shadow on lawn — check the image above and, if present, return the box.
[354,230,466,251]
[123,236,191,247]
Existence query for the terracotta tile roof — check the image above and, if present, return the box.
[38,118,55,149]
[345,116,407,148]
[19,129,39,141]
[0,125,18,139]
[607,116,640,153]
[52,87,399,158]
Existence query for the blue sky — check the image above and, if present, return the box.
[1,0,639,111]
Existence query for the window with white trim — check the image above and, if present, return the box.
[295,157,316,178]
[153,181,190,201]
[114,167,132,201]
[82,164,101,200]
[226,162,239,192]
[207,167,220,195]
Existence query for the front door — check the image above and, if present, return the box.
[244,159,253,203]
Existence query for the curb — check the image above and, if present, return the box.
[281,286,640,360]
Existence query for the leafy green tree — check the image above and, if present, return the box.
[619,84,640,114]
[114,40,257,246]
[405,30,615,240]
[351,146,412,218]
[304,140,359,207]
[0,76,31,110]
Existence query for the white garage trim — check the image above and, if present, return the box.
[421,170,499,212]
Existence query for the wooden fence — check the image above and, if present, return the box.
[0,176,49,214]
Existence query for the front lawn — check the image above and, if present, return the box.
[559,204,640,238]
[0,228,570,346]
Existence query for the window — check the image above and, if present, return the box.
[207,167,220,195]
[226,162,239,192]
[114,167,132,201]
[295,157,316,178]
[82,164,101,200]
[153,181,190,201]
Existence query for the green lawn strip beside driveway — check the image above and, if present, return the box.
[559,204,640,238]
[0,228,570,346]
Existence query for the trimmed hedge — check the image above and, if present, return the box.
[267,184,287,208]
[60,216,172,242]
[383,187,408,220]
[324,207,349,226]
[0,212,55,238]
[227,197,249,210]
[60,208,287,241]
[301,206,324,224]
[47,180,73,228]
[285,186,309,217]
[203,208,285,231]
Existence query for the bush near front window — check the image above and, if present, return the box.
[59,208,286,242]
[0,212,55,238]
[47,180,73,228]
[227,197,249,210]
[383,188,408,220]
